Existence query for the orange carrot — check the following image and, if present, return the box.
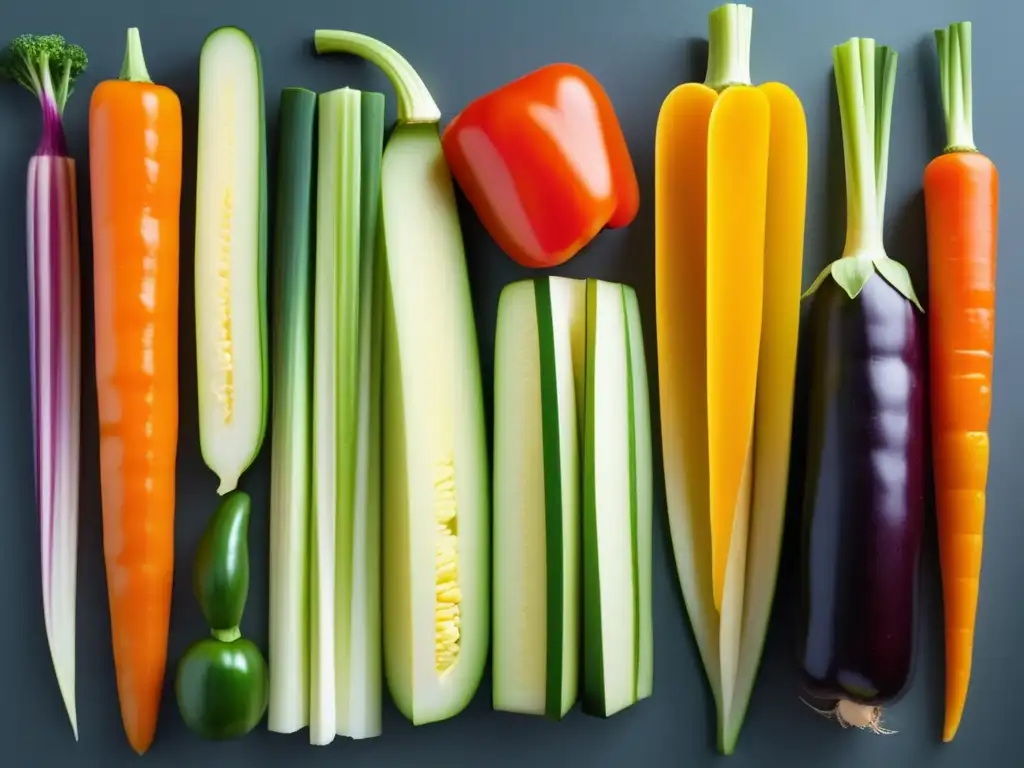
[923,20,998,744]
[89,28,182,754]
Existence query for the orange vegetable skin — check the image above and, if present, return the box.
[89,28,182,755]
[923,21,998,744]
[706,86,768,612]
[655,80,719,688]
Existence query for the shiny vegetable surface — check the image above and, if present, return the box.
[176,491,269,740]
[923,20,999,744]
[440,62,638,269]
[798,37,926,732]
[89,28,181,754]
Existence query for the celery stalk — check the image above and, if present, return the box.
[309,86,386,745]
[267,87,316,735]
[336,90,385,740]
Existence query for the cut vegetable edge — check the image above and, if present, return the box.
[267,86,316,735]
[379,125,490,726]
[492,277,583,719]
[194,26,268,494]
[582,278,651,718]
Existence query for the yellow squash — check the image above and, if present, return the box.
[654,3,808,754]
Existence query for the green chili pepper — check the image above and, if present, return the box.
[175,491,269,740]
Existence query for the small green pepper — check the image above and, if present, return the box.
[175,491,268,740]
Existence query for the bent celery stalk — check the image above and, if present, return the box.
[314,30,490,726]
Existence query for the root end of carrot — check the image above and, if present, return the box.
[127,731,154,756]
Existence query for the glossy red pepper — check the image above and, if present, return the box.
[441,63,639,269]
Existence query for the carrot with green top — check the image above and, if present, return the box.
[923,20,998,744]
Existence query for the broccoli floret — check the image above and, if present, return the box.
[0,33,89,114]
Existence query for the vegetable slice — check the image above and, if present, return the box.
[267,86,316,735]
[314,29,490,726]
[492,276,584,719]
[1,31,89,740]
[194,26,268,494]
[581,278,652,718]
[623,286,654,701]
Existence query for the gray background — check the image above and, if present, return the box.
[0,0,1020,765]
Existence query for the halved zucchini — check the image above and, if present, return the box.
[379,124,490,726]
[194,26,267,494]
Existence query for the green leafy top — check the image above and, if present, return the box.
[802,37,922,310]
[0,33,88,114]
[935,21,975,153]
[313,29,440,124]
[704,3,754,92]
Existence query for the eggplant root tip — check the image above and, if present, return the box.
[799,697,896,735]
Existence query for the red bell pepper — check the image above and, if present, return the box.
[441,63,639,269]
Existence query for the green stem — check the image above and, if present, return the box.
[833,37,893,258]
[119,27,152,84]
[38,52,58,109]
[873,45,897,238]
[213,626,242,643]
[313,29,439,124]
[935,22,976,152]
[704,3,754,91]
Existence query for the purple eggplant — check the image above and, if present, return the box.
[798,275,926,705]
[796,38,926,728]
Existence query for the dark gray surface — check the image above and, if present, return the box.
[0,0,1021,764]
